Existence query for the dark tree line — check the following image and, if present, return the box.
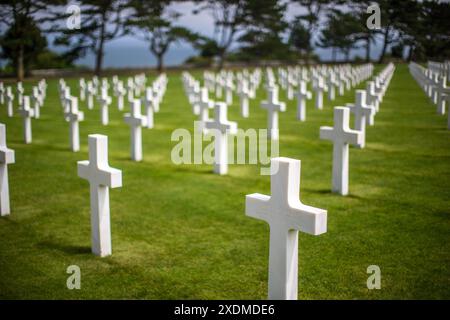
[1,0,449,80]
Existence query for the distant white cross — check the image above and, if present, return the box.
[197,87,214,133]
[346,90,375,148]
[238,80,251,118]
[79,78,86,101]
[0,83,4,105]
[366,81,380,113]
[245,157,327,300]
[17,82,24,105]
[124,100,147,161]
[327,73,338,101]
[6,87,14,117]
[64,97,84,152]
[19,96,34,144]
[296,81,312,121]
[127,78,135,102]
[320,107,363,195]
[86,82,95,110]
[31,87,41,119]
[98,87,111,125]
[0,124,15,216]
[115,81,126,111]
[313,76,326,110]
[142,88,155,129]
[205,102,237,175]
[78,134,122,257]
[435,76,450,115]
[261,86,286,140]
[224,76,234,105]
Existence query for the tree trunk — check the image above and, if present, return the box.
[365,36,371,62]
[157,54,164,74]
[17,44,24,81]
[217,49,226,71]
[331,48,336,63]
[95,40,105,76]
[378,27,390,64]
[407,45,414,62]
[95,18,106,76]
[345,49,350,62]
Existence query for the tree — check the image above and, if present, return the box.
[127,0,198,73]
[55,0,128,75]
[395,1,450,61]
[316,9,358,62]
[237,0,289,61]
[0,16,47,77]
[0,0,62,80]
[193,0,247,70]
[346,1,378,62]
[290,0,336,57]
[289,17,312,57]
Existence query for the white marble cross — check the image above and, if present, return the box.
[238,80,251,118]
[115,81,126,111]
[86,82,95,109]
[98,87,111,125]
[79,78,86,101]
[205,102,237,175]
[6,87,14,117]
[198,87,214,133]
[0,83,4,105]
[346,90,375,148]
[296,81,312,121]
[261,86,286,140]
[151,83,160,113]
[314,76,326,110]
[19,96,34,144]
[142,88,155,129]
[320,107,363,195]
[124,100,147,161]
[435,76,450,115]
[127,78,135,102]
[31,87,41,119]
[327,72,337,101]
[224,75,234,105]
[245,157,327,300]
[215,75,224,98]
[366,81,380,113]
[78,134,122,257]
[0,124,15,216]
[17,82,24,105]
[64,97,84,152]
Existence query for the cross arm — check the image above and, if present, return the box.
[319,126,334,142]
[246,193,270,223]
[285,203,327,235]
[0,147,14,164]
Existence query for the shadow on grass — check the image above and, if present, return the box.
[37,241,91,255]
[302,187,363,200]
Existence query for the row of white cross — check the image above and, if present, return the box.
[0,63,395,300]
[427,60,450,80]
[0,80,48,144]
[0,72,168,255]
[181,63,385,181]
[59,73,168,157]
[409,62,450,129]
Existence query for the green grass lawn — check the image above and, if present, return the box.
[0,64,449,299]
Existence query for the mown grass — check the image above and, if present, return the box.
[0,64,448,299]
